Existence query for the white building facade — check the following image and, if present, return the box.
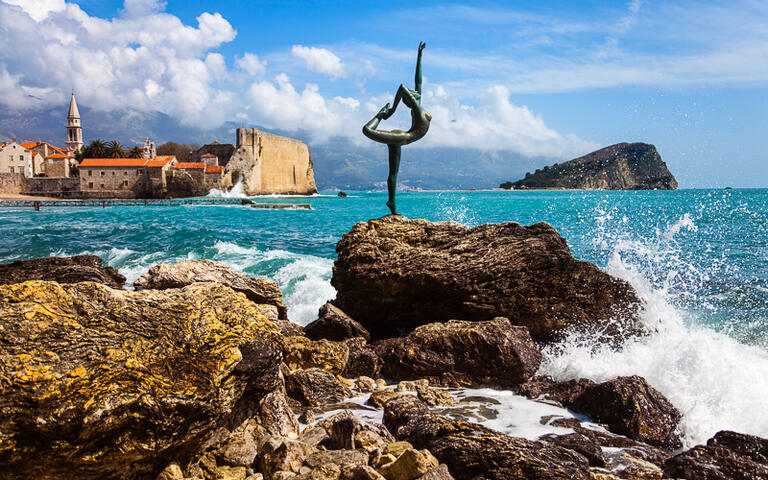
[0,141,33,177]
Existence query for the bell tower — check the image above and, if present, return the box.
[66,90,83,152]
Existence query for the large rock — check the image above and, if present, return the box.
[285,368,351,406]
[663,430,768,480]
[135,260,288,320]
[283,336,349,375]
[570,376,681,449]
[382,396,590,480]
[343,337,382,378]
[0,281,283,480]
[332,217,641,341]
[0,255,125,288]
[520,375,681,449]
[304,302,371,342]
[374,318,541,387]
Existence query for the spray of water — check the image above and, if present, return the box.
[541,212,768,447]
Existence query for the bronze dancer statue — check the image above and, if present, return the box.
[363,41,432,215]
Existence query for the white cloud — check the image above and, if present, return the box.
[0,0,596,159]
[0,0,236,129]
[2,0,64,21]
[236,53,267,76]
[291,45,346,78]
[421,84,597,157]
[244,73,593,159]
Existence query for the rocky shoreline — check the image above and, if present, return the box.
[0,216,765,480]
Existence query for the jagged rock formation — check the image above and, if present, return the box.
[332,216,642,342]
[0,280,283,480]
[501,142,677,190]
[664,430,768,479]
[226,128,317,195]
[383,396,591,480]
[0,255,125,288]
[374,318,541,387]
[134,260,288,321]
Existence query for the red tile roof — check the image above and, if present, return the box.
[80,158,148,167]
[44,154,72,159]
[200,153,217,158]
[205,165,223,174]
[20,142,38,149]
[172,162,206,169]
[145,155,176,167]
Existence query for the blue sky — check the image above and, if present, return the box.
[1,0,767,187]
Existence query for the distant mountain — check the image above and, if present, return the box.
[500,142,678,190]
[0,106,557,190]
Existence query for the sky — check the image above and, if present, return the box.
[0,0,767,187]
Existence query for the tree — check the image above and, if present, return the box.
[82,139,107,159]
[127,146,143,158]
[106,141,125,159]
[157,142,200,162]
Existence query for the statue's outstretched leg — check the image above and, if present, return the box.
[386,144,401,215]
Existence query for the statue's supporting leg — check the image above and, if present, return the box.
[386,144,401,215]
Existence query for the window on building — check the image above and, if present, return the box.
[124,180,128,186]
[88,182,93,189]
[112,171,115,176]
[9,167,14,173]
[101,171,105,176]
[124,171,127,176]
[19,167,24,176]
[100,184,105,189]
[89,170,92,176]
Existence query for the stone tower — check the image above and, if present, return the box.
[141,138,156,159]
[66,91,83,152]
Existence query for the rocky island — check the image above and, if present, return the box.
[0,218,764,480]
[501,143,678,190]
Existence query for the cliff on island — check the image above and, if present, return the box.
[501,142,678,190]
[227,128,318,196]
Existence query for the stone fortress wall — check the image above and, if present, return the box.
[0,173,24,194]
[226,128,317,195]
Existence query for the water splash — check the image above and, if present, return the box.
[541,211,768,447]
[207,179,245,198]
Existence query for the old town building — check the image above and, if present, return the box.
[79,156,176,198]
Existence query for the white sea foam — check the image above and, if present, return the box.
[207,179,246,198]
[541,213,768,447]
[272,254,335,325]
[210,240,334,325]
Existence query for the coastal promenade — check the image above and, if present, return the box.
[0,198,312,210]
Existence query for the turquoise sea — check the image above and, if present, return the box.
[2,188,767,447]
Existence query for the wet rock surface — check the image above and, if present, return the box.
[285,368,351,406]
[383,396,590,480]
[663,430,768,480]
[332,216,641,341]
[520,375,681,449]
[570,376,681,449]
[135,259,288,320]
[374,318,541,387]
[304,302,371,342]
[0,280,283,480]
[0,254,126,288]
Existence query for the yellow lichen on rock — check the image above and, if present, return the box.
[0,280,284,480]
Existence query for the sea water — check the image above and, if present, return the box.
[1,189,766,448]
